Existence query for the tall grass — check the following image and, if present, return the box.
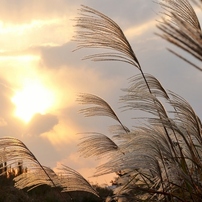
[0,137,99,201]
[0,0,201,201]
[74,0,202,201]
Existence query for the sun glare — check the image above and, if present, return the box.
[12,80,55,123]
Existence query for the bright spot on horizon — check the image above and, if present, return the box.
[12,79,55,123]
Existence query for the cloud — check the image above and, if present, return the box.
[0,18,74,52]
[25,113,58,136]
[0,78,26,138]
[0,0,78,23]
[38,42,77,69]
[41,118,80,146]
[0,0,156,25]
[79,0,157,28]
[21,132,62,168]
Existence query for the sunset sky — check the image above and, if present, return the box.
[0,0,202,185]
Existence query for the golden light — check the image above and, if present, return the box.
[12,79,55,123]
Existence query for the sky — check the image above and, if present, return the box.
[0,0,202,185]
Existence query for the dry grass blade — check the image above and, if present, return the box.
[58,165,99,197]
[78,132,119,158]
[74,5,141,69]
[157,0,202,70]
[77,93,129,133]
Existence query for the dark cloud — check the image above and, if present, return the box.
[25,113,58,136]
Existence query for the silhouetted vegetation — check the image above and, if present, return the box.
[0,0,202,201]
[0,175,112,202]
[74,0,202,201]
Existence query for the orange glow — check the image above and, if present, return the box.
[12,79,55,123]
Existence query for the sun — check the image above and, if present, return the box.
[11,79,55,123]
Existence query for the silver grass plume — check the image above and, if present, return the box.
[121,90,168,120]
[74,5,141,69]
[77,93,129,133]
[74,5,176,149]
[0,137,99,200]
[74,5,176,200]
[78,132,119,158]
[168,92,202,167]
[14,166,61,191]
[16,164,99,197]
[157,0,202,71]
[0,137,53,180]
[74,2,202,201]
[57,165,99,196]
[74,4,175,145]
[126,74,169,99]
[0,137,68,200]
[77,94,128,158]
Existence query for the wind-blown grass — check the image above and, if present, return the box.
[74,1,202,201]
[0,137,99,201]
[157,0,202,71]
[0,0,201,202]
